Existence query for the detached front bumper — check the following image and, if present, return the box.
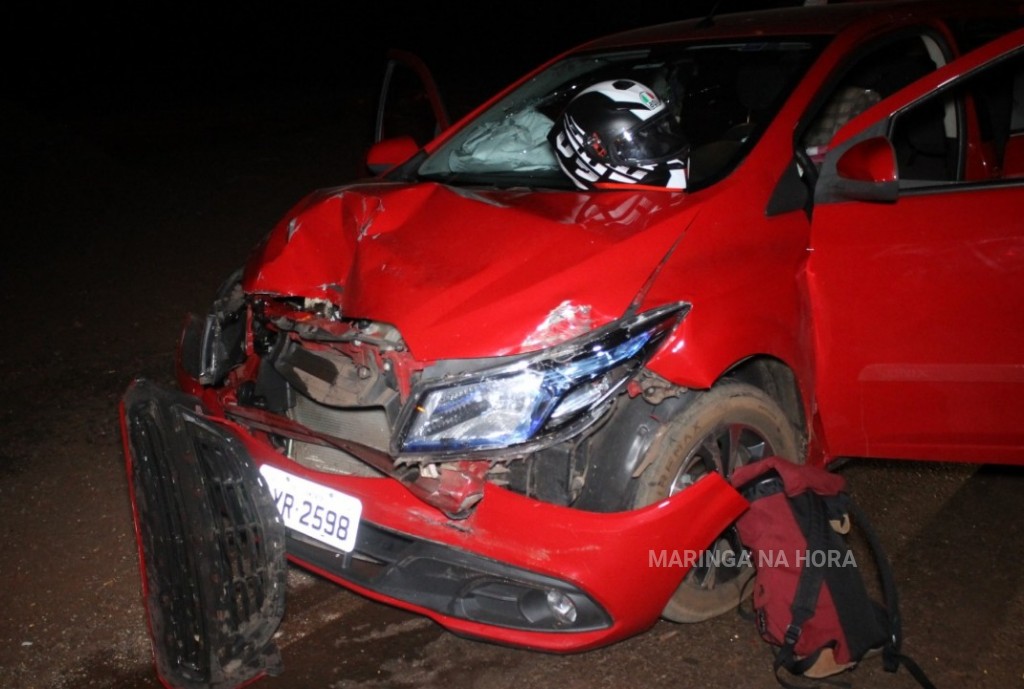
[122,379,747,663]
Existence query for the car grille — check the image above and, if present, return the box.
[123,380,286,687]
[287,392,389,477]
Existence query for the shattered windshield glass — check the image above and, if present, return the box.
[418,40,824,190]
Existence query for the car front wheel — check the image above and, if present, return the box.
[632,381,803,623]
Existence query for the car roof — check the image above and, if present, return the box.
[579,0,1024,50]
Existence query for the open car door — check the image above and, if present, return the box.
[808,27,1024,465]
[367,50,450,174]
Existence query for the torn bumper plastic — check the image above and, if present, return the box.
[121,379,748,657]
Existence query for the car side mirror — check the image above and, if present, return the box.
[366,136,420,175]
[816,136,899,204]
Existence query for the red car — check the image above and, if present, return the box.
[121,2,1024,687]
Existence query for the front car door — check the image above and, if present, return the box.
[807,27,1024,465]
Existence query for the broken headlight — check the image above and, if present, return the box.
[397,303,687,455]
[181,269,247,386]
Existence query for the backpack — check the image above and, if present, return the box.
[730,457,935,688]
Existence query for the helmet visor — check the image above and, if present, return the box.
[611,112,687,165]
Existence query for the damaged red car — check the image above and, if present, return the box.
[121,2,1024,687]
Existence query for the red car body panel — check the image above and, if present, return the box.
[244,184,696,359]
[811,183,1024,462]
[223,419,748,651]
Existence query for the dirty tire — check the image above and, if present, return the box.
[633,382,802,623]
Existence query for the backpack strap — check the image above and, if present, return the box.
[846,501,937,689]
[774,491,831,678]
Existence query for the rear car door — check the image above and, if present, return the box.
[807,27,1024,465]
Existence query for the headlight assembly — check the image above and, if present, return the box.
[396,303,688,456]
[189,269,247,386]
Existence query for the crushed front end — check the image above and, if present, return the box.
[120,185,748,688]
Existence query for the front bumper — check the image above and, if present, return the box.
[122,379,747,659]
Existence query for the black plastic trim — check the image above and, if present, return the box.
[287,521,611,633]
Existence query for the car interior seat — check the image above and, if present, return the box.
[689,63,788,184]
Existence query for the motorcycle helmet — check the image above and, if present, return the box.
[549,79,688,190]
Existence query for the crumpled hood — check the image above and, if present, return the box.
[244,182,697,360]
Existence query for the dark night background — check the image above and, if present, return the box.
[2,2,799,236]
[6,2,800,112]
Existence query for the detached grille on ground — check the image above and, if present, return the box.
[123,380,287,689]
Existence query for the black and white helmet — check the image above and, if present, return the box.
[550,79,688,190]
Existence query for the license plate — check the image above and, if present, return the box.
[259,465,362,553]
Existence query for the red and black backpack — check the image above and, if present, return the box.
[731,457,935,688]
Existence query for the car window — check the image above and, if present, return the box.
[377,59,447,147]
[417,40,824,190]
[890,90,959,183]
[966,52,1024,179]
[802,33,949,167]
[891,51,1024,187]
